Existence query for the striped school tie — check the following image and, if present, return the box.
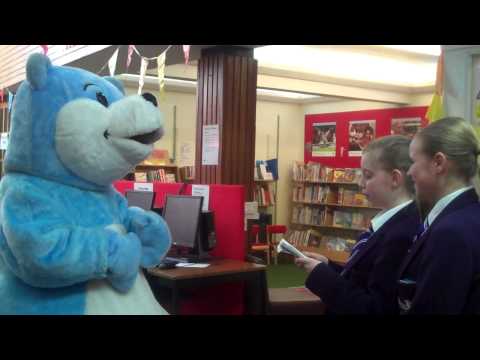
[346,225,374,264]
[413,220,428,242]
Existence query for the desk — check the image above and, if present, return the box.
[146,259,268,315]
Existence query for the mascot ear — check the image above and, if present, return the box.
[26,53,52,90]
[104,77,125,95]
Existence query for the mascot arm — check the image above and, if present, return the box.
[116,193,171,268]
[1,188,141,292]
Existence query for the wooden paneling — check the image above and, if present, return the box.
[194,47,257,200]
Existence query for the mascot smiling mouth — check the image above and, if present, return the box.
[103,91,163,145]
[128,92,163,145]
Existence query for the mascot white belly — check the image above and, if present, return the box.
[86,224,167,315]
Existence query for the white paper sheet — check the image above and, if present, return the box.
[192,184,210,211]
[202,125,219,165]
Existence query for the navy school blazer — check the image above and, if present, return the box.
[397,188,480,314]
[305,201,421,314]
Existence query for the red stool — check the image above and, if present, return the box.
[250,224,271,264]
[266,225,288,265]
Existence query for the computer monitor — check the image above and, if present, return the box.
[162,195,217,262]
[163,194,203,249]
[126,190,155,211]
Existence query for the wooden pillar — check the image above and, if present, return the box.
[194,46,257,201]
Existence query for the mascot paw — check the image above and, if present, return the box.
[107,232,142,293]
[129,207,172,268]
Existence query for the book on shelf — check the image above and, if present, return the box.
[165,174,176,183]
[323,236,356,252]
[265,159,278,180]
[324,167,334,182]
[325,186,338,204]
[344,168,362,183]
[342,189,356,206]
[255,161,275,181]
[141,148,170,166]
[333,210,353,228]
[333,169,345,183]
[179,166,194,181]
[307,229,323,247]
[254,182,275,206]
[134,172,147,182]
[354,193,369,207]
[351,213,365,229]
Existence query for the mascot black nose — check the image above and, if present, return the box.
[142,92,158,107]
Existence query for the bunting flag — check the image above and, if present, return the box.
[182,45,191,65]
[7,91,14,114]
[476,90,480,119]
[40,45,48,55]
[157,52,166,101]
[126,45,135,70]
[426,51,445,123]
[138,57,149,95]
[108,48,119,77]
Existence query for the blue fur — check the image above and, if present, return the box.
[5,56,124,191]
[0,54,171,314]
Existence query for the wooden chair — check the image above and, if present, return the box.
[266,225,287,265]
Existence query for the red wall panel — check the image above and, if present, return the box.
[305,106,428,168]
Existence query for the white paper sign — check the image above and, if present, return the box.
[192,184,210,212]
[175,263,210,268]
[179,141,194,166]
[202,125,219,165]
[134,182,153,192]
[0,133,8,150]
[245,201,259,220]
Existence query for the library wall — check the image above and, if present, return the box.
[255,101,304,227]
[303,92,433,116]
[123,86,304,228]
[123,86,433,232]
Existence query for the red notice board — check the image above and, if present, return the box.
[305,106,428,168]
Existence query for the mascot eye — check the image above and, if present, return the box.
[96,92,109,107]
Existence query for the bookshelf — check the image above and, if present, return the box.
[126,164,179,183]
[287,161,381,263]
[254,179,277,212]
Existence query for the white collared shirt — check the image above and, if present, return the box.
[425,186,474,228]
[371,200,413,233]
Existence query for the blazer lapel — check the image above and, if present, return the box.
[341,231,380,276]
[398,189,479,278]
[397,226,430,278]
[343,201,418,278]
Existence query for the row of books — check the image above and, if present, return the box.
[253,183,276,206]
[134,170,176,183]
[292,184,370,207]
[254,163,274,181]
[291,205,371,229]
[286,229,356,253]
[292,161,362,183]
[179,166,194,182]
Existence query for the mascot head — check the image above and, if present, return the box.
[4,53,164,191]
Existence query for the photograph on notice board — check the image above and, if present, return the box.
[312,122,336,157]
[391,117,422,138]
[348,120,375,156]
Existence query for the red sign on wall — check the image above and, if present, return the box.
[305,106,428,168]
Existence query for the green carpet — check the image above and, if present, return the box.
[266,263,308,288]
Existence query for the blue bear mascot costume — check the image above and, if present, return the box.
[0,53,172,314]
